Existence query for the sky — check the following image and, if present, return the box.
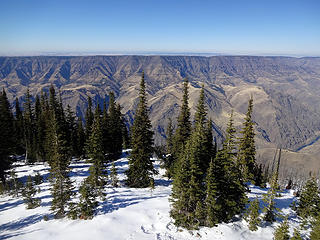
[0,0,319,56]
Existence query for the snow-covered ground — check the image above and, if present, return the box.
[0,153,305,240]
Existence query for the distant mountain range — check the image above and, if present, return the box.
[1,55,320,173]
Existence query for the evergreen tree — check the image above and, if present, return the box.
[0,89,15,183]
[35,94,47,161]
[126,72,155,188]
[9,170,23,197]
[204,119,216,163]
[66,105,77,157]
[263,172,281,223]
[273,217,290,240]
[47,86,74,218]
[85,96,94,146]
[171,78,191,175]
[291,228,302,240]
[14,97,25,154]
[214,111,247,223]
[86,106,107,198]
[245,198,261,231]
[23,89,37,163]
[110,162,119,187]
[107,92,123,159]
[101,98,110,154]
[205,158,219,227]
[296,177,320,220]
[237,97,257,183]
[121,117,130,149]
[75,117,85,158]
[170,87,211,229]
[22,175,41,209]
[78,178,98,219]
[310,216,320,240]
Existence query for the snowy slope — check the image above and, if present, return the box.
[0,153,305,240]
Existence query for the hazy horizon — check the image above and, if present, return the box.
[1,0,319,56]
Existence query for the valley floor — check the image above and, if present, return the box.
[0,152,306,240]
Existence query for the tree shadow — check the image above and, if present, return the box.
[0,199,24,213]
[0,229,40,239]
[0,214,44,233]
[154,179,172,187]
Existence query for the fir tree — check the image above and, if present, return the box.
[126,72,155,188]
[214,111,247,223]
[65,105,77,157]
[23,89,37,163]
[296,176,320,222]
[171,78,191,175]
[9,170,23,197]
[205,158,219,227]
[237,97,257,183]
[22,175,41,209]
[263,172,281,223]
[14,97,25,155]
[245,198,261,231]
[34,94,47,161]
[107,92,123,159]
[0,89,15,183]
[86,105,107,199]
[78,178,98,219]
[47,86,74,218]
[273,217,290,240]
[170,87,209,229]
[110,162,119,187]
[85,96,94,146]
[75,117,85,158]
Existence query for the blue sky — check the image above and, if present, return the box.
[0,0,319,56]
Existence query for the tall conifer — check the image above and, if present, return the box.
[0,89,15,183]
[126,72,155,188]
[238,97,256,183]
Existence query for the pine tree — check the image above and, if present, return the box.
[78,178,98,219]
[310,216,320,240]
[86,107,107,198]
[121,117,130,149]
[126,72,155,188]
[47,86,74,218]
[170,87,209,229]
[23,88,37,163]
[214,111,247,223]
[296,177,320,220]
[85,96,94,148]
[34,94,47,161]
[273,217,290,240]
[171,78,191,175]
[107,92,123,159]
[238,97,257,183]
[263,172,281,223]
[9,170,23,197]
[65,105,77,157]
[205,158,219,227]
[110,162,119,187]
[22,175,41,209]
[75,117,85,158]
[245,198,261,231]
[0,89,15,183]
[291,228,302,240]
[14,97,25,155]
